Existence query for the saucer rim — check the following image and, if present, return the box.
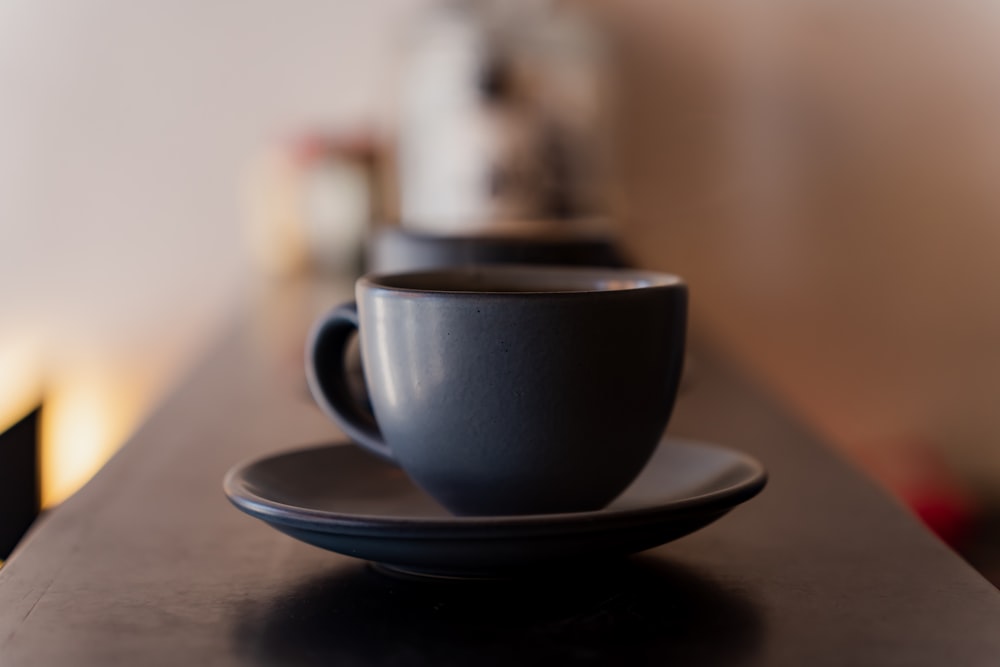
[223,438,767,539]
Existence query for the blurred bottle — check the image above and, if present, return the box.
[395,0,614,237]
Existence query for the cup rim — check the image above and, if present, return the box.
[359,265,684,297]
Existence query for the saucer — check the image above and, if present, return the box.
[224,438,766,578]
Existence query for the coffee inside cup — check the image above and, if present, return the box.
[370,266,681,294]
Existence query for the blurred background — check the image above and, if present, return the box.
[2,0,1000,577]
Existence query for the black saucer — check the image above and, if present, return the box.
[224,438,766,578]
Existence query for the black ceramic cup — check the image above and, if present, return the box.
[307,266,687,516]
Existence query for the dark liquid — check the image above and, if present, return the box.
[409,281,642,293]
[375,271,654,294]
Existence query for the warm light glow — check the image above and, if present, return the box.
[39,365,147,508]
[0,338,43,431]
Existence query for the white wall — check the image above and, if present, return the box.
[0,1,423,502]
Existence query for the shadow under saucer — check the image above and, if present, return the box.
[231,556,763,666]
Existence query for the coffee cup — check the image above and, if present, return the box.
[366,225,628,274]
[306,265,687,516]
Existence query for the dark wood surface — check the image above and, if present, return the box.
[2,279,999,666]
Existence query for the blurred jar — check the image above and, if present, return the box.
[245,133,388,279]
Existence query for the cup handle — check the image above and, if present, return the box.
[306,301,395,463]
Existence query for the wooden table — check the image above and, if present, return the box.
[2,278,999,666]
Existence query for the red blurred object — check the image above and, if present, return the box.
[902,485,975,548]
[853,439,977,549]
[289,132,378,167]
